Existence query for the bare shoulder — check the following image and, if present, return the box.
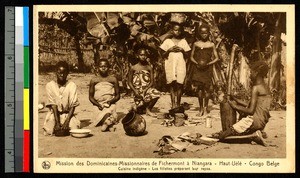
[146,65,153,71]
[131,64,139,70]
[108,75,118,83]
[194,41,201,46]
[89,77,97,84]
[256,84,270,95]
[251,85,260,95]
[90,77,101,85]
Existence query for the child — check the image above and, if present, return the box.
[160,22,191,109]
[190,24,219,117]
[43,61,80,136]
[128,47,161,116]
[89,59,120,131]
[215,61,272,146]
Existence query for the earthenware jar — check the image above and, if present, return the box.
[122,110,146,136]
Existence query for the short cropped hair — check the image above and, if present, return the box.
[170,21,184,32]
[56,61,69,73]
[137,47,149,55]
[250,60,269,77]
[98,58,110,67]
[199,23,211,32]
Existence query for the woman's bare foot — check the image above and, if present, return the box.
[109,126,116,132]
[101,124,108,132]
[253,130,268,147]
[146,108,157,117]
[202,107,208,116]
[261,130,268,139]
[196,109,204,117]
[171,103,176,109]
[207,131,221,139]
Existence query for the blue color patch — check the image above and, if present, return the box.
[23,7,29,46]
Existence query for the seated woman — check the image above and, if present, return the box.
[89,59,120,131]
[212,61,272,146]
[128,47,161,116]
[43,61,80,136]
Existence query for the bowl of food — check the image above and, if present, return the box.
[70,129,91,138]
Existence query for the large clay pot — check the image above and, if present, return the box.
[122,111,146,136]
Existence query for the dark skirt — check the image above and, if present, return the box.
[191,64,212,86]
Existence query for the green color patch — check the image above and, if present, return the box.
[24,47,29,88]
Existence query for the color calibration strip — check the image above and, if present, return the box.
[23,7,30,173]
[4,6,30,172]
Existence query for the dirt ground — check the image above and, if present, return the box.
[37,73,286,158]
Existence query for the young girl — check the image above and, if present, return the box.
[43,61,80,136]
[128,47,161,116]
[216,61,272,146]
[89,59,120,131]
[190,24,219,117]
[160,22,191,109]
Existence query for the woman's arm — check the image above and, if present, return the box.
[228,87,258,115]
[207,44,220,65]
[231,95,249,107]
[50,105,61,131]
[107,77,120,105]
[89,79,103,110]
[161,46,177,58]
[190,44,198,65]
[62,106,75,130]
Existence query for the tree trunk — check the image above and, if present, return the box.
[268,14,282,94]
[238,52,251,91]
[74,35,85,72]
[220,45,238,131]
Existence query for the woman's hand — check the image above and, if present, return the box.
[98,104,103,111]
[232,44,239,51]
[168,46,183,53]
[134,91,143,100]
[102,101,111,108]
[228,100,237,109]
[54,123,61,132]
[173,46,184,53]
[167,46,177,52]
[61,120,70,130]
[229,94,237,101]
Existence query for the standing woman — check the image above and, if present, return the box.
[190,24,219,117]
[160,22,191,109]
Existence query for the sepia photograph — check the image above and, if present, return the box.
[33,5,295,173]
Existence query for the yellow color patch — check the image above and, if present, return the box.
[24,89,30,130]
